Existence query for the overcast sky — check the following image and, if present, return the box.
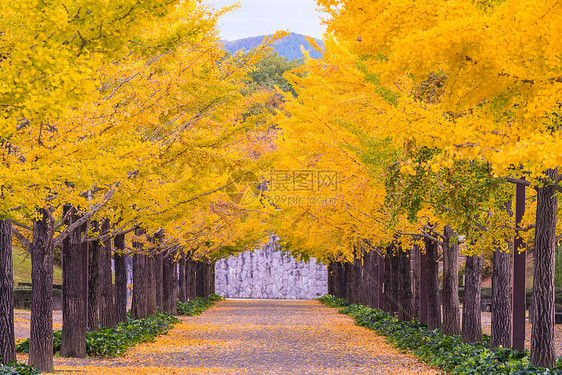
[206,0,327,41]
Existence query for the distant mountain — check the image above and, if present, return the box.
[222,33,324,60]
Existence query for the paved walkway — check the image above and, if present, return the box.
[19,299,441,374]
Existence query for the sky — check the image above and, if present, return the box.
[205,0,327,41]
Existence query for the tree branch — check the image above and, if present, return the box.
[506,177,531,186]
[11,227,31,250]
[52,183,119,248]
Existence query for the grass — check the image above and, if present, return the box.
[12,247,62,285]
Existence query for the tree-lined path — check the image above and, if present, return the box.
[46,300,439,374]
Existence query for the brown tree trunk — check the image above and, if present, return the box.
[442,226,461,335]
[426,237,441,330]
[462,254,482,343]
[411,245,420,320]
[186,256,196,300]
[162,251,177,314]
[145,240,157,316]
[347,260,357,304]
[0,219,16,365]
[98,219,115,328]
[178,253,187,302]
[131,228,147,320]
[327,262,334,295]
[398,246,412,321]
[61,207,87,358]
[113,234,128,323]
[491,248,512,349]
[29,209,54,372]
[384,252,393,313]
[195,261,205,298]
[155,250,164,311]
[210,262,215,294]
[530,169,558,368]
[87,222,100,332]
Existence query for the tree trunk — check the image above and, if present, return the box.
[29,209,54,372]
[462,254,482,343]
[196,261,205,298]
[113,234,128,323]
[365,251,378,309]
[156,250,164,311]
[397,246,412,321]
[87,222,100,332]
[491,248,512,349]
[442,226,461,335]
[209,262,215,294]
[0,219,16,365]
[131,228,147,320]
[530,169,558,368]
[98,219,115,328]
[162,251,177,314]
[327,262,334,295]
[411,245,420,321]
[178,253,187,302]
[146,243,157,316]
[426,237,441,330]
[61,207,87,358]
[186,256,196,300]
[384,252,393,313]
[347,260,357,304]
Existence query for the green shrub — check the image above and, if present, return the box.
[16,313,179,357]
[319,294,562,374]
[0,362,39,375]
[317,294,348,308]
[177,295,222,316]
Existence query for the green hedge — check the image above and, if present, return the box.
[16,312,180,357]
[176,294,223,316]
[318,294,562,374]
[0,362,39,375]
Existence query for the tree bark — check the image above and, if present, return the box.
[491,248,512,349]
[113,234,128,323]
[0,219,16,365]
[178,253,187,302]
[530,169,558,368]
[426,237,441,330]
[155,250,164,311]
[98,219,115,328]
[384,252,393,313]
[61,207,87,358]
[131,228,147,320]
[162,251,177,314]
[87,221,100,332]
[397,246,412,321]
[411,245,421,321]
[145,239,157,316]
[327,262,334,296]
[29,209,54,372]
[462,254,482,343]
[195,261,205,298]
[442,226,461,335]
[186,255,196,300]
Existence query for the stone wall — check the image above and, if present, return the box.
[215,238,328,299]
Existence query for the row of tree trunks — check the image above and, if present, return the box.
[329,249,382,309]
